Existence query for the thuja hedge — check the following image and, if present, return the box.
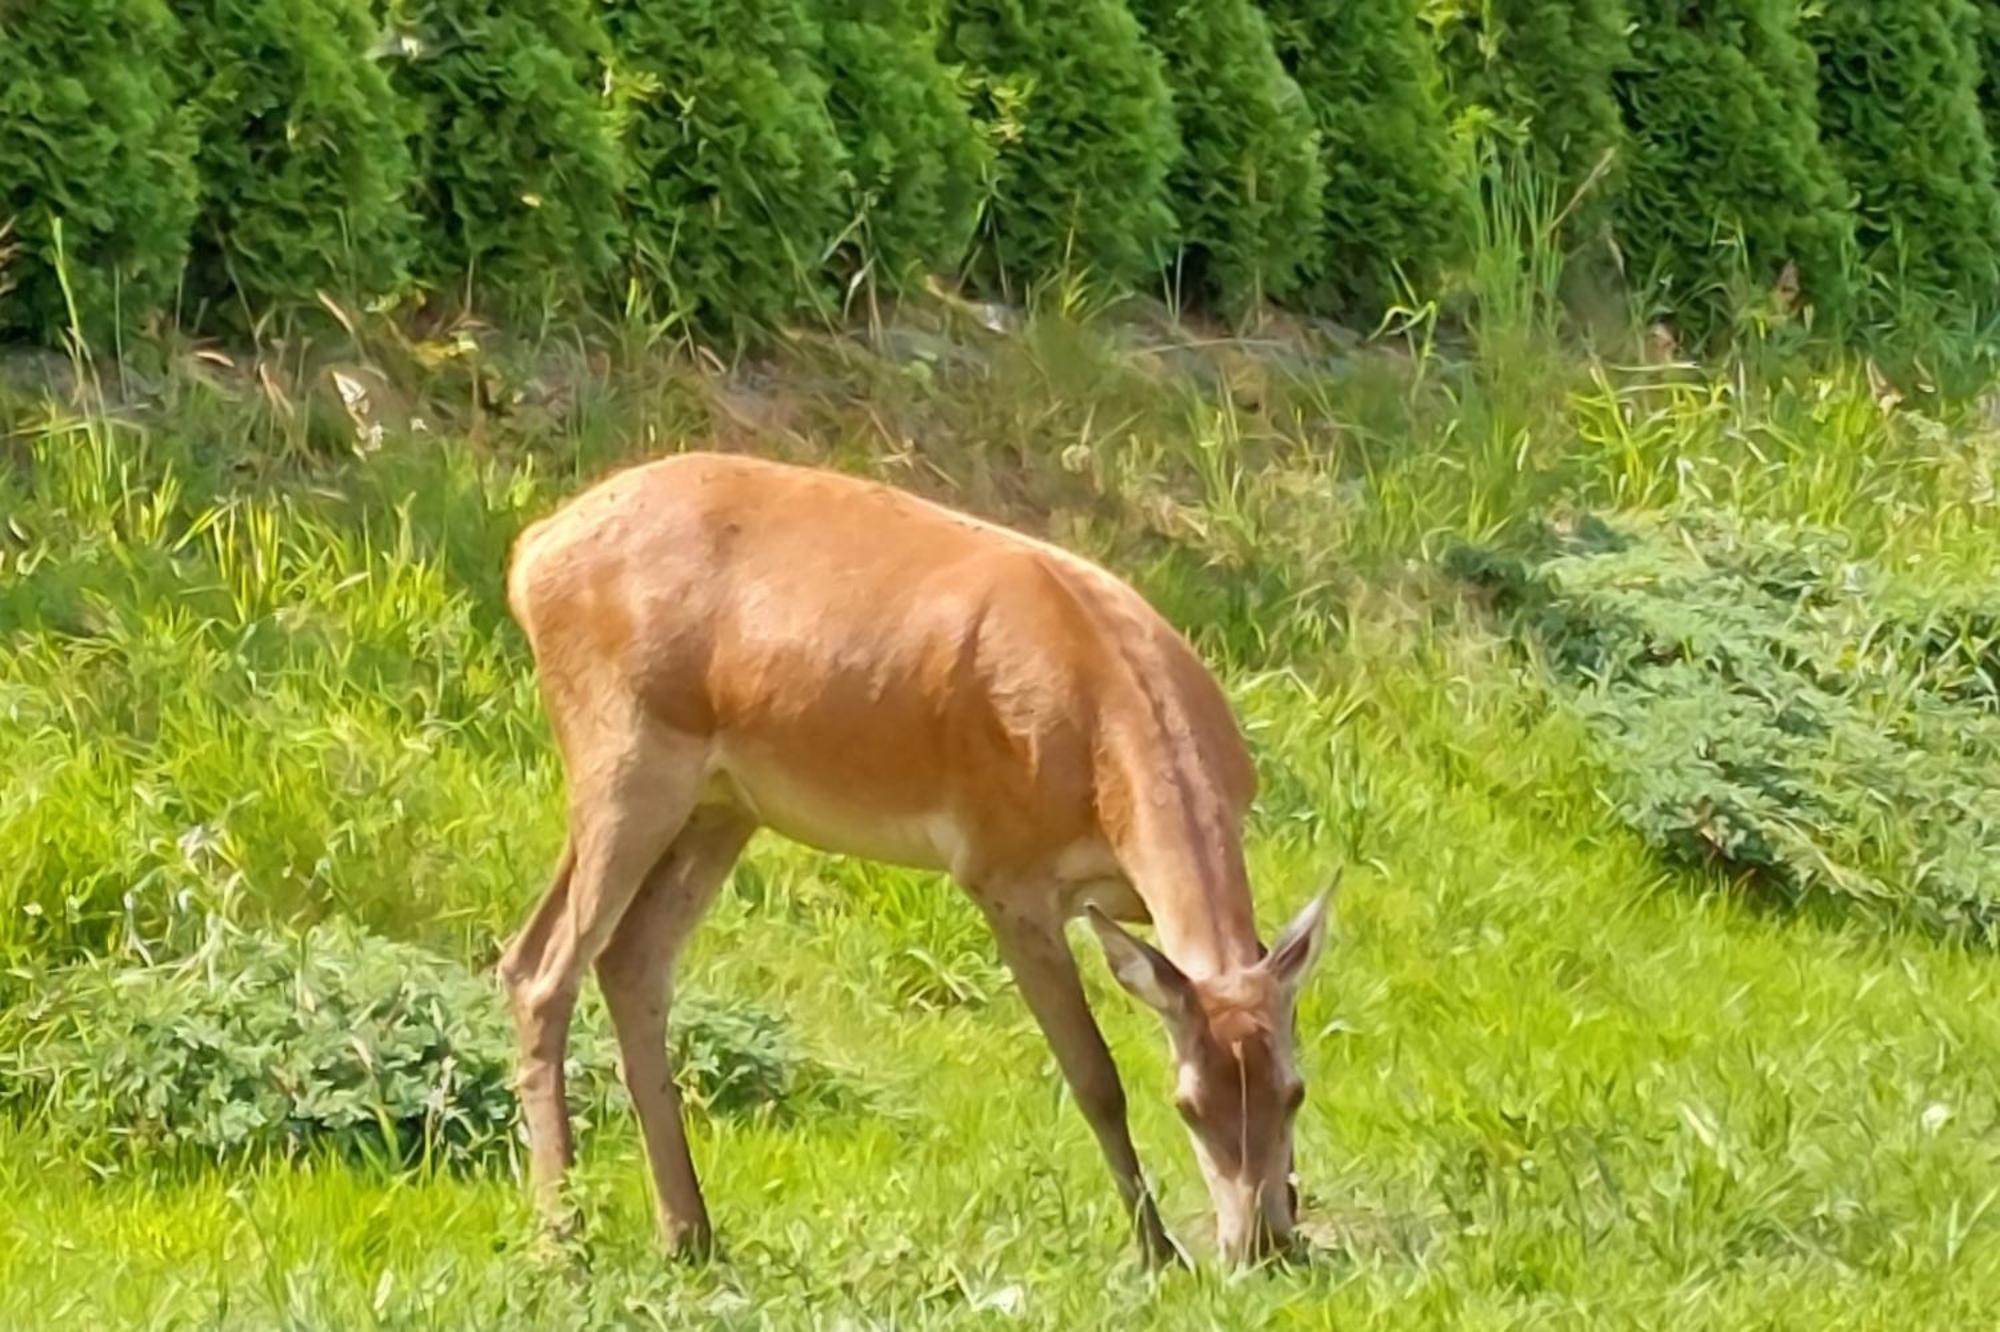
[17,0,2000,349]
[176,0,416,325]
[378,0,626,316]
[1431,0,1628,236]
[1980,2,2000,151]
[942,0,1181,295]
[1264,0,1466,318]
[1131,0,1325,317]
[1806,0,2000,318]
[0,0,197,346]
[603,0,849,337]
[1615,0,1854,342]
[818,0,988,290]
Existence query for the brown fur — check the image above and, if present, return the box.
[499,452,1329,1265]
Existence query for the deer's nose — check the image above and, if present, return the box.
[1217,1194,1292,1266]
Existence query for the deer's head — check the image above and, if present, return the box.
[1089,883,1334,1266]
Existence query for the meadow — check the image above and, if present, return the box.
[5,290,2000,1328]
[12,0,2000,1322]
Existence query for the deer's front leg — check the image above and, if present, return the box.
[978,898,1182,1267]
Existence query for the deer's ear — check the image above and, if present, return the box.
[1087,907,1194,1021]
[1263,871,1339,995]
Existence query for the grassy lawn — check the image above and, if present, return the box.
[4,315,1999,1328]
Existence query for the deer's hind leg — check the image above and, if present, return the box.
[500,715,708,1231]
[595,807,754,1256]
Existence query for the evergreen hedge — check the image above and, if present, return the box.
[942,0,1181,294]
[1264,0,1467,317]
[1130,0,1325,317]
[1615,0,1854,341]
[378,0,625,316]
[1805,0,2000,317]
[604,0,849,336]
[177,0,418,324]
[1980,2,2000,150]
[15,0,2000,348]
[818,0,988,291]
[1431,0,1629,233]
[0,0,197,345]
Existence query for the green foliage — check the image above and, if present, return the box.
[1428,0,1629,238]
[1129,0,1325,316]
[1615,1,1854,343]
[1978,2,2000,149]
[0,407,547,977]
[0,0,197,346]
[0,923,865,1167]
[176,0,417,324]
[11,301,2000,1324]
[665,988,866,1119]
[817,0,988,290]
[942,0,1181,294]
[1264,0,1467,318]
[1804,0,2000,320]
[378,0,626,316]
[1457,516,2000,943]
[0,924,546,1167]
[603,0,849,338]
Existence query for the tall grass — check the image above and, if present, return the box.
[5,189,2000,1324]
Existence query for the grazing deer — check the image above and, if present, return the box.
[499,452,1334,1266]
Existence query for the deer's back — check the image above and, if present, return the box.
[508,452,1251,877]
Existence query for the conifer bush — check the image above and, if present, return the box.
[603,0,849,337]
[1615,0,1854,342]
[1804,0,2000,318]
[1455,516,2000,944]
[1264,0,1467,317]
[941,0,1181,295]
[1430,0,1628,231]
[0,924,870,1168]
[176,0,418,324]
[0,0,197,346]
[817,0,988,290]
[1129,0,1325,317]
[377,0,625,316]
[1979,2,2000,149]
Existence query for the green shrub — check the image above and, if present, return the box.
[176,0,418,325]
[603,0,848,338]
[1429,0,1629,238]
[1454,516,2000,944]
[1979,2,2000,148]
[1804,0,2000,320]
[1129,0,1325,317]
[1264,0,1468,319]
[1615,0,1854,343]
[818,0,988,291]
[0,924,868,1168]
[942,0,1181,295]
[0,0,197,346]
[377,0,626,317]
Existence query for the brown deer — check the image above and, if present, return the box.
[499,452,1334,1266]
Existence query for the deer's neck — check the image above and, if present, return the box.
[1101,735,1260,979]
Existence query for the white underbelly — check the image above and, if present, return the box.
[701,748,958,874]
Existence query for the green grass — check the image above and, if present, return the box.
[5,309,2000,1327]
